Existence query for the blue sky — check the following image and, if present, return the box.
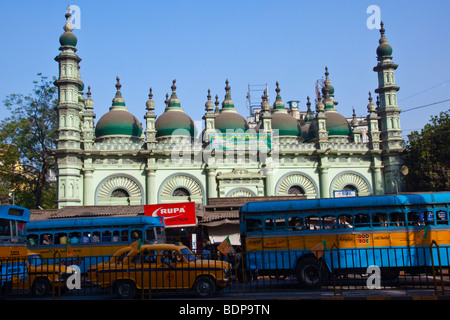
[1,0,449,140]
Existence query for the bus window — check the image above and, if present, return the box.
[55,232,67,245]
[121,230,129,242]
[288,217,303,231]
[92,231,101,243]
[265,218,275,232]
[354,214,370,228]
[0,220,11,241]
[40,234,53,245]
[82,232,91,243]
[246,218,262,233]
[69,232,81,243]
[131,230,142,241]
[423,211,435,225]
[146,227,156,243]
[275,217,286,231]
[372,213,388,227]
[437,211,448,225]
[305,215,319,230]
[322,215,337,229]
[17,222,26,241]
[389,212,405,227]
[102,230,112,242]
[155,227,165,243]
[113,230,121,242]
[27,234,38,246]
[407,212,422,226]
[338,215,353,228]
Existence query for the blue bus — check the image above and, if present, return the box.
[27,215,166,272]
[0,205,30,292]
[239,192,450,288]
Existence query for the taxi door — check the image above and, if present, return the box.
[158,250,189,290]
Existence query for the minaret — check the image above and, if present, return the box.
[203,89,216,142]
[81,86,96,150]
[373,22,404,194]
[144,87,157,148]
[373,22,403,152]
[54,7,84,208]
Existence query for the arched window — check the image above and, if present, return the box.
[172,187,190,197]
[288,185,305,195]
[111,189,129,198]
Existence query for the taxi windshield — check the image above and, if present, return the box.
[180,248,196,262]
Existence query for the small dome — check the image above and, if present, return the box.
[155,112,197,137]
[95,110,142,138]
[155,80,197,138]
[215,113,248,132]
[308,112,351,140]
[59,32,77,47]
[95,77,142,138]
[377,43,393,57]
[271,113,301,137]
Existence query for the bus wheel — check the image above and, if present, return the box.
[296,257,328,289]
[115,280,137,299]
[194,276,217,297]
[32,278,51,296]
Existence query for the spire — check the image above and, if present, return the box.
[222,79,235,109]
[376,21,393,59]
[261,89,270,112]
[305,96,314,122]
[205,89,214,112]
[272,81,286,112]
[367,92,376,113]
[111,77,127,110]
[168,79,182,109]
[214,95,220,113]
[59,6,77,47]
[85,86,94,110]
[146,87,155,111]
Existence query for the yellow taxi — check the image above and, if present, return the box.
[13,252,70,296]
[94,244,232,298]
[87,246,135,285]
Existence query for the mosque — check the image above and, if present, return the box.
[47,9,405,246]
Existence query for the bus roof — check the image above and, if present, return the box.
[240,192,450,214]
[27,215,164,231]
[0,205,30,222]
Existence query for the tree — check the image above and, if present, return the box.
[403,109,450,191]
[0,74,58,209]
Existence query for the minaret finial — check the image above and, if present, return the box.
[225,79,230,93]
[63,6,74,33]
[115,76,121,91]
[171,79,177,92]
[87,86,92,98]
[275,81,280,96]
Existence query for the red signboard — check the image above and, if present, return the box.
[144,202,197,228]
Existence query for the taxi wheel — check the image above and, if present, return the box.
[115,280,137,299]
[194,276,217,297]
[32,278,51,296]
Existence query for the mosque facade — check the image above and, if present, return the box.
[52,10,404,244]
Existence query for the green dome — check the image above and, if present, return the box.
[377,43,393,57]
[270,113,301,137]
[308,112,351,139]
[95,110,143,138]
[155,111,197,137]
[59,32,77,47]
[215,113,248,132]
